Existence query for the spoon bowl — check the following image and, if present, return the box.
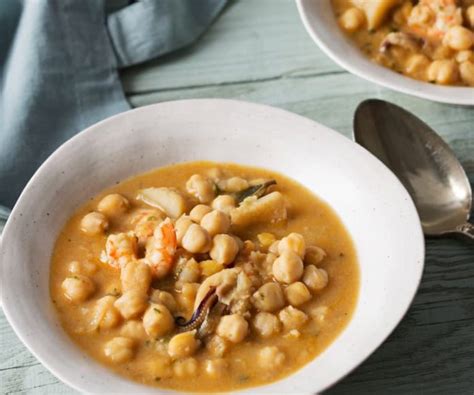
[354,99,473,239]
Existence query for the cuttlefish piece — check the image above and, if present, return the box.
[380,32,423,53]
[193,268,241,310]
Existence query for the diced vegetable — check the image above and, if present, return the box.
[137,187,187,218]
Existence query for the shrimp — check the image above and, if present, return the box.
[101,231,138,269]
[129,208,164,245]
[144,218,177,278]
[407,0,462,43]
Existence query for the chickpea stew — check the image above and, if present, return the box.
[332,0,474,86]
[50,161,359,392]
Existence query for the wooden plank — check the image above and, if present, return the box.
[127,72,474,172]
[121,0,340,93]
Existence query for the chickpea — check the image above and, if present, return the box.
[404,54,430,79]
[252,282,285,312]
[218,177,249,192]
[279,306,308,331]
[339,7,365,33]
[304,246,327,266]
[200,210,231,237]
[303,265,329,292]
[80,212,108,236]
[143,303,175,339]
[173,357,199,378]
[93,295,121,329]
[278,232,306,258]
[114,289,148,319]
[443,26,473,51]
[204,358,228,378]
[186,174,215,203]
[150,289,178,313]
[189,204,212,223]
[257,232,276,249]
[459,61,474,86]
[178,258,201,283]
[258,346,285,370]
[175,215,193,246]
[68,260,97,275]
[456,50,474,63]
[104,337,134,363]
[211,195,236,214]
[206,335,230,357]
[284,282,312,306]
[427,59,459,84]
[120,320,147,340]
[61,275,95,302]
[272,251,304,284]
[468,6,474,29]
[408,4,433,26]
[268,240,280,254]
[200,259,224,277]
[216,314,248,343]
[210,234,239,265]
[120,260,151,292]
[181,224,211,253]
[168,331,200,359]
[252,312,281,338]
[147,356,173,379]
[308,305,329,325]
[97,194,129,217]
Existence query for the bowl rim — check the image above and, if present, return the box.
[295,0,474,106]
[0,99,425,393]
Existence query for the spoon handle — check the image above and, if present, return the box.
[453,222,474,241]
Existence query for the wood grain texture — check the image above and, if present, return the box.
[1,0,473,393]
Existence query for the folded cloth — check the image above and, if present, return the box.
[0,0,226,212]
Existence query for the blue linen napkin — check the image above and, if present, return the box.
[0,0,226,216]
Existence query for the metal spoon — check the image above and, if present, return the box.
[353,99,473,240]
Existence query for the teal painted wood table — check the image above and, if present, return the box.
[1,1,473,393]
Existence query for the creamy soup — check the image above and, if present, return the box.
[50,161,359,392]
[332,0,474,86]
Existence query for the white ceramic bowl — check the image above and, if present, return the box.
[296,0,474,106]
[0,99,424,394]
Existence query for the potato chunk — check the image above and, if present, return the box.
[230,192,287,227]
[137,187,187,218]
[351,0,400,30]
